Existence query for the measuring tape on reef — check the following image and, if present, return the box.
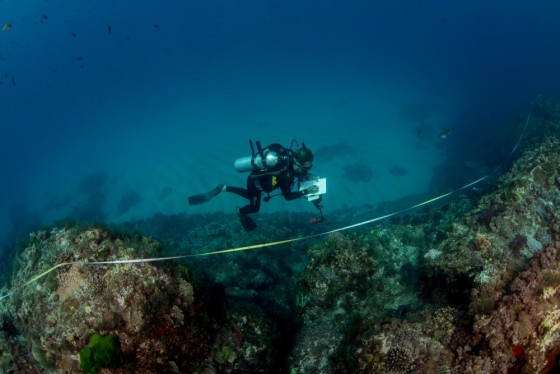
[0,110,532,302]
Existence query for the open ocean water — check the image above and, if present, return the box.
[1,1,559,248]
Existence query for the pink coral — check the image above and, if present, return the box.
[461,240,560,373]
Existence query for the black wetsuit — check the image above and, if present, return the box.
[225,144,307,215]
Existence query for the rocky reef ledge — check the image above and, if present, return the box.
[0,227,280,373]
[1,101,560,373]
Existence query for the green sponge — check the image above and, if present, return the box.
[79,333,121,374]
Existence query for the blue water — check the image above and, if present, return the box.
[1,0,559,251]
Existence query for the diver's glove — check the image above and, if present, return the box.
[304,185,320,195]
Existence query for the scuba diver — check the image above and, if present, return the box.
[188,139,324,231]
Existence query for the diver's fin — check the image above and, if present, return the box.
[188,184,224,205]
[239,213,257,231]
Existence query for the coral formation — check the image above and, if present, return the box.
[460,241,560,373]
[289,123,560,371]
[1,227,210,372]
[1,99,560,373]
[0,225,280,372]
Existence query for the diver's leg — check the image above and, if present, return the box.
[237,180,260,231]
[223,186,250,199]
[238,193,261,214]
[188,184,225,205]
[238,177,261,214]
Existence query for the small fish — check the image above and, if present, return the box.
[42,14,48,20]
[11,77,16,86]
[70,31,77,37]
[153,23,159,29]
[2,22,12,32]
[438,128,452,139]
[107,23,112,34]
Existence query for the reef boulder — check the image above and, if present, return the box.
[0,226,279,373]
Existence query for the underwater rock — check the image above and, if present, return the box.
[291,131,560,372]
[291,228,425,373]
[291,233,378,373]
[0,225,281,373]
[1,104,560,373]
[1,227,209,372]
[210,303,280,373]
[424,137,560,315]
[459,241,560,373]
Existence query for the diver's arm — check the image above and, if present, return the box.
[304,173,319,182]
[279,175,306,201]
[281,183,307,201]
[281,177,319,200]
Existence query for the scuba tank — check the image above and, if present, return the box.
[234,140,288,173]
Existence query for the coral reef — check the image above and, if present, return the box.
[0,226,280,373]
[424,136,560,318]
[290,225,429,373]
[290,135,560,371]
[1,100,560,373]
[290,234,379,373]
[1,227,210,372]
[460,241,560,373]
